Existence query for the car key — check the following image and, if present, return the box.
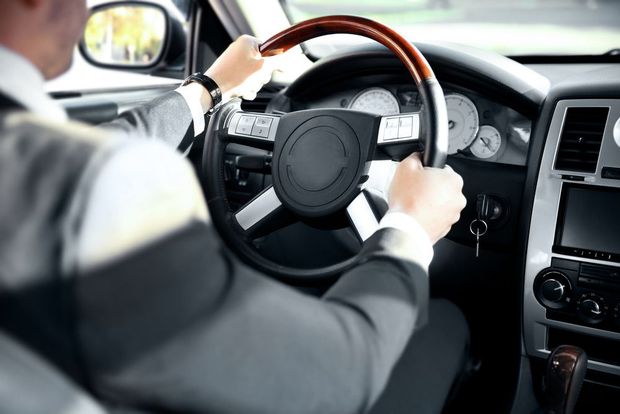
[469,219,488,258]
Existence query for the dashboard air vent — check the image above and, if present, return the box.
[554,107,609,173]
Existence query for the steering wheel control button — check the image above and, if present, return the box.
[577,293,607,324]
[384,118,399,140]
[534,269,572,310]
[227,112,280,142]
[255,117,273,128]
[236,115,256,135]
[251,124,270,138]
[238,115,256,126]
[377,113,420,144]
[378,113,420,143]
[398,116,413,138]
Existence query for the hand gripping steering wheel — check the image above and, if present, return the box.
[202,16,448,282]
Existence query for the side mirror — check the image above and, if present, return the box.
[80,1,185,73]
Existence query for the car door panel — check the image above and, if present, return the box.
[56,85,178,125]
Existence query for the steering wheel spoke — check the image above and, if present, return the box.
[362,160,398,201]
[346,190,384,242]
[234,186,294,238]
[222,111,280,150]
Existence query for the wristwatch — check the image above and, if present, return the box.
[182,72,222,113]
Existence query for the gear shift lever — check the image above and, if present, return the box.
[542,345,587,414]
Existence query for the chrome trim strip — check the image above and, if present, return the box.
[235,187,282,231]
[346,192,380,241]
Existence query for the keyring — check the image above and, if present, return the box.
[469,219,488,237]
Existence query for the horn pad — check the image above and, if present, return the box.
[272,112,371,217]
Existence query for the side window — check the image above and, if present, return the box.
[47,0,190,94]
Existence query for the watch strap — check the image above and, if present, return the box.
[182,73,222,112]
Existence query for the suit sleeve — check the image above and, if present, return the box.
[99,92,195,151]
[66,140,429,414]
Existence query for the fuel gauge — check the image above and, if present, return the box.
[470,125,502,159]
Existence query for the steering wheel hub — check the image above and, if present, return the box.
[273,114,365,217]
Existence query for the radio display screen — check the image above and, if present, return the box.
[555,184,620,257]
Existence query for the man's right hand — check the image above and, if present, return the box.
[388,154,466,244]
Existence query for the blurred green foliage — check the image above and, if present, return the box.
[84,6,165,65]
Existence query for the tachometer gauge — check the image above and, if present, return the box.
[445,93,479,154]
[470,125,502,159]
[349,87,400,116]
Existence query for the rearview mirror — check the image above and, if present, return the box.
[81,2,168,68]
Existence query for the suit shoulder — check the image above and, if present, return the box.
[69,138,209,272]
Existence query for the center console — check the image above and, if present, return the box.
[524,99,620,375]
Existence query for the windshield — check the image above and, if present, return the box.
[282,0,620,57]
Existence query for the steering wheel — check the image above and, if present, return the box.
[203,15,448,282]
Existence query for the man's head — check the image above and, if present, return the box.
[0,0,88,80]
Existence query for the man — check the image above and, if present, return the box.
[0,0,468,413]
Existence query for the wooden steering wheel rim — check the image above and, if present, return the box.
[258,15,448,168]
[259,15,434,85]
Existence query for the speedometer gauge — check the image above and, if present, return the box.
[445,93,479,154]
[349,88,400,116]
[470,125,502,159]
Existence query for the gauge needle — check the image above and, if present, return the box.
[480,136,491,150]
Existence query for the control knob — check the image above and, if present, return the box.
[577,293,607,324]
[535,270,572,309]
[541,278,567,302]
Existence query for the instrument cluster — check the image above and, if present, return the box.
[341,84,532,165]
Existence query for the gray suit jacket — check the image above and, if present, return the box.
[0,92,429,414]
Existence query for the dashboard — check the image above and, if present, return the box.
[298,83,531,166]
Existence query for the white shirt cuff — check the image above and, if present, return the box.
[175,83,212,137]
[379,211,434,270]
